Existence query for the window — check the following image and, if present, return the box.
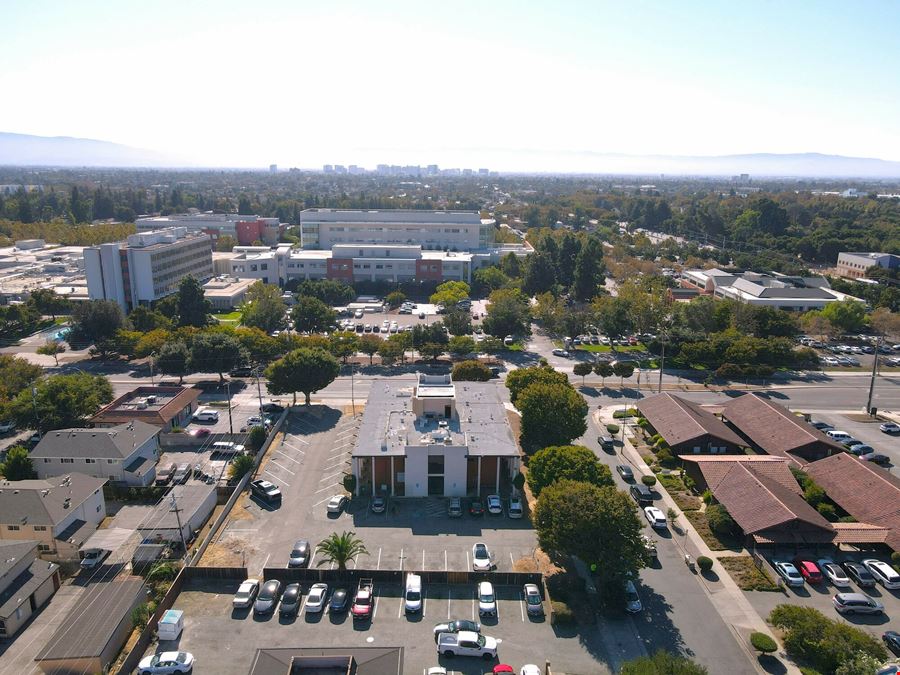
[38,544,51,552]
[107,459,115,464]
[60,458,74,464]
[33,525,46,531]
[96,505,101,512]
[43,458,50,463]
[427,454,444,474]
[85,458,95,464]
[7,525,19,531]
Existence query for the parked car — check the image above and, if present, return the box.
[551,348,570,357]
[229,366,254,377]
[508,497,523,519]
[472,543,492,571]
[643,506,667,529]
[288,540,310,568]
[879,422,900,434]
[486,494,502,514]
[329,587,349,613]
[327,495,348,513]
[432,619,481,639]
[436,630,498,659]
[137,651,194,675]
[810,421,833,431]
[863,559,900,589]
[598,435,616,452]
[279,583,302,617]
[817,558,851,587]
[847,443,875,456]
[832,592,884,615]
[883,631,900,657]
[616,465,634,481]
[370,496,386,513]
[305,583,328,613]
[792,558,824,583]
[477,581,497,617]
[260,402,284,413]
[0,420,15,434]
[448,497,462,517]
[861,453,891,465]
[253,579,282,615]
[624,579,642,613]
[630,484,653,506]
[155,463,177,486]
[825,430,852,442]
[469,499,484,516]
[232,578,260,608]
[187,428,210,438]
[842,561,876,588]
[173,463,191,484]
[523,583,543,616]
[249,479,281,503]
[773,561,805,587]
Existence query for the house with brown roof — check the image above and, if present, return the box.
[637,393,746,455]
[722,394,845,466]
[806,453,900,552]
[90,386,200,430]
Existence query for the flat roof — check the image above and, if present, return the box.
[249,646,403,675]
[137,484,215,531]
[91,386,200,426]
[300,208,481,225]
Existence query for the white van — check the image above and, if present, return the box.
[404,573,422,614]
[192,408,219,423]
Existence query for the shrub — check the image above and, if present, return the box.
[750,632,778,654]
[612,408,638,419]
[131,602,153,630]
[682,474,696,491]
[696,555,713,572]
[891,551,900,566]
[606,423,620,435]
[706,504,735,535]
[641,475,657,487]
[655,448,676,467]
[702,489,713,505]
[621,651,708,674]
[247,425,268,452]
[649,433,663,445]
[342,473,357,493]
[451,360,492,381]
[816,502,837,521]
[229,454,254,481]
[551,601,575,625]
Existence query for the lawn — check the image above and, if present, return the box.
[684,510,743,551]
[575,344,646,353]
[213,311,242,323]
[718,556,780,591]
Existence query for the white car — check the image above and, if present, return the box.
[477,581,496,616]
[817,558,851,587]
[774,561,805,587]
[880,422,900,434]
[508,497,523,519]
[232,578,260,608]
[862,559,900,589]
[643,506,667,529]
[825,430,852,442]
[472,542,492,571]
[326,495,348,513]
[305,583,329,613]
[486,494,502,514]
[137,651,194,674]
[551,348,570,357]
[521,666,541,675]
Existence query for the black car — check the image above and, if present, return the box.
[261,403,284,413]
[371,496,386,513]
[599,436,615,452]
[842,561,877,588]
[862,453,890,466]
[288,540,310,568]
[884,631,900,657]
[329,587,349,613]
[629,484,653,506]
[489,366,501,378]
[250,479,282,503]
[469,499,484,516]
[229,366,254,377]
[279,583,301,617]
[616,465,634,481]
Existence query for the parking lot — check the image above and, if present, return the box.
[805,411,899,467]
[146,577,607,674]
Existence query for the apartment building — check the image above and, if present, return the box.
[84,227,213,310]
[836,252,900,279]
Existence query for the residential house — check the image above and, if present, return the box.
[0,540,60,638]
[637,393,746,455]
[137,484,216,547]
[90,386,200,431]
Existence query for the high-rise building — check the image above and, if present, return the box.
[269,164,278,173]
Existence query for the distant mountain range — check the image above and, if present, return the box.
[2,131,900,177]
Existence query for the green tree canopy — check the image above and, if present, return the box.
[594,361,614,385]
[429,280,470,307]
[316,531,369,571]
[67,299,127,347]
[156,340,193,383]
[234,326,282,364]
[517,382,588,451]
[27,288,71,319]
[527,445,613,496]
[376,338,404,365]
[176,276,212,327]
[820,299,866,333]
[189,332,245,381]
[473,266,510,294]
[620,650,709,675]
[358,334,382,365]
[291,279,354,306]
[328,331,360,363]
[447,335,476,356]
[0,445,36,480]
[128,305,172,332]
[265,347,340,405]
[229,454,255,481]
[385,291,406,308]
[571,237,605,301]
[240,281,287,334]
[573,361,593,383]
[483,288,530,338]
[451,360,492,381]
[442,307,472,336]
[36,339,66,366]
[8,372,113,432]
[291,296,336,333]
[506,365,569,405]
[522,251,556,295]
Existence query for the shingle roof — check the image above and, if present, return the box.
[722,394,845,464]
[806,452,900,551]
[0,540,37,581]
[0,473,106,527]
[35,578,145,661]
[0,553,58,620]
[682,455,801,493]
[31,420,159,460]
[637,393,745,449]
[249,646,404,675]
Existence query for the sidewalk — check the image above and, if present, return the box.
[596,409,802,675]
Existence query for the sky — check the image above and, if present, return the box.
[2,0,900,170]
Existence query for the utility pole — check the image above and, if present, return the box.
[658,329,666,393]
[149,352,156,385]
[225,379,234,435]
[866,334,882,415]
[170,493,188,558]
[254,366,264,414]
[350,362,356,416]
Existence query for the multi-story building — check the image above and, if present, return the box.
[0,540,60,638]
[0,473,107,561]
[84,227,213,310]
[836,252,900,279]
[136,213,282,245]
[91,386,200,430]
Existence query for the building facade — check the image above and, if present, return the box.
[85,227,213,310]
[836,252,900,279]
[136,213,281,245]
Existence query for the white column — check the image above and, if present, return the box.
[495,459,500,493]
[390,456,395,496]
[476,457,481,497]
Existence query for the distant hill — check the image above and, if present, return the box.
[0,132,177,167]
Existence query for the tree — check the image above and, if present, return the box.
[592,296,633,339]
[27,288,70,319]
[835,652,885,675]
[522,251,556,295]
[176,276,212,327]
[387,332,412,362]
[156,340,193,383]
[620,650,708,675]
[377,338,404,366]
[190,332,245,381]
[517,382,587,452]
[235,327,282,364]
[385,291,406,308]
[37,339,65,366]
[8,372,113,432]
[358,334,382,365]
[442,308,472,336]
[328,331,360,363]
[0,445,36,480]
[573,361,593,384]
[128,305,172,332]
[316,531,369,571]
[800,311,835,341]
[534,480,647,602]
[483,288,530,338]
[291,296,336,333]
[594,361,614,387]
[705,504,735,535]
[451,360,492,381]
[0,304,42,340]
[870,306,900,340]
[821,299,866,333]
[292,279,354,306]
[67,299,127,349]
[418,342,446,361]
[240,282,286,334]
[749,632,778,655]
[612,361,635,388]
[430,281,470,307]
[527,445,613,496]
[571,238,605,301]
[472,266,510,294]
[506,365,569,405]
[229,454,255,481]
[246,425,268,452]
[0,355,42,409]
[501,251,523,278]
[265,348,340,405]
[479,336,504,354]
[216,234,237,252]
[448,335,475,357]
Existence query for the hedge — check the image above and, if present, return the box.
[750,632,778,654]
[697,556,713,572]
[641,475,657,487]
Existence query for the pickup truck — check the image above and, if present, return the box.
[249,479,281,503]
[79,547,110,569]
[436,631,498,659]
[351,578,374,620]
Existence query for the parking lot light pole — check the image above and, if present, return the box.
[866,334,882,415]
[225,379,234,435]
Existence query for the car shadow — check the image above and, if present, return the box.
[329,611,349,625]
[277,613,298,625]
[843,612,889,626]
[303,610,325,623]
[251,611,275,622]
[231,607,251,620]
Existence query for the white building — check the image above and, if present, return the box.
[84,227,213,311]
[137,484,216,546]
[836,252,900,280]
[351,375,520,498]
[30,421,161,487]
[0,242,87,305]
[136,212,281,245]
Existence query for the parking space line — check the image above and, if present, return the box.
[313,484,341,494]
[422,550,425,569]
[319,470,344,482]
[280,442,306,454]
[471,597,475,622]
[509,552,515,569]
[309,550,317,568]
[274,451,302,464]
[262,553,271,569]
[496,598,500,621]
[398,595,404,618]
[372,592,379,619]
[465,548,470,571]
[322,458,350,470]
[519,593,525,622]
[268,460,296,475]
[312,493,337,506]
[399,548,404,572]
[423,595,427,618]
[376,547,382,570]
[444,550,448,571]
[285,435,310,446]
[448,589,451,619]
[264,470,289,486]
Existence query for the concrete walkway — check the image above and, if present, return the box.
[597,409,802,675]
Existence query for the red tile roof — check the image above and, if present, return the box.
[637,393,746,449]
[682,455,801,494]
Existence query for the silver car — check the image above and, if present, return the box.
[833,592,884,615]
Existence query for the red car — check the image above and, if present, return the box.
[188,428,210,438]
[493,666,515,675]
[793,558,823,583]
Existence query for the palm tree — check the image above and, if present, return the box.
[316,531,369,571]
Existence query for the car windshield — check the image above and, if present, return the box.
[260,587,275,600]
[476,635,486,647]
[527,594,541,605]
[479,592,493,603]
[407,591,421,601]
[176,654,187,663]
[475,546,487,558]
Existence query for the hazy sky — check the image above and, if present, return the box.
[2,0,900,169]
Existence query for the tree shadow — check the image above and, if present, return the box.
[629,583,691,657]
[758,654,787,674]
